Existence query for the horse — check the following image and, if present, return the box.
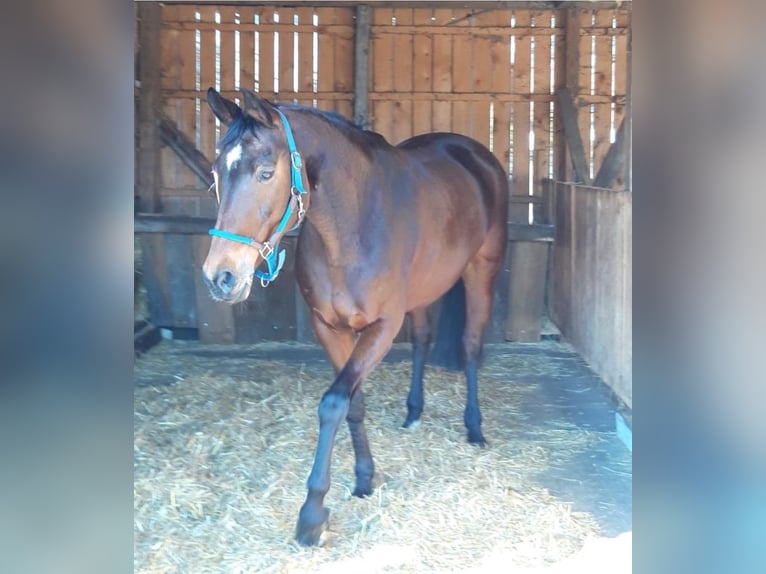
[202,87,509,546]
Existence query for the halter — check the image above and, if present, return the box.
[208,108,308,287]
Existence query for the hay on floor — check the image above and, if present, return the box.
[135,341,606,573]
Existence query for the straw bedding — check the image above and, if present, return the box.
[135,341,606,573]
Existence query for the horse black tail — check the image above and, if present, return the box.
[429,278,466,372]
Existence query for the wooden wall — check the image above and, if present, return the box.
[136,3,631,348]
[549,182,632,408]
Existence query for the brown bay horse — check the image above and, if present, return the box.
[202,88,508,546]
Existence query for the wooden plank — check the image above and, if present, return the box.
[505,241,550,341]
[315,7,335,101]
[158,116,214,188]
[412,7,432,135]
[412,100,432,135]
[334,19,354,96]
[579,9,594,178]
[473,99,491,150]
[452,101,472,138]
[432,100,451,133]
[192,235,235,343]
[591,9,613,175]
[138,234,172,327]
[532,16,552,207]
[277,8,295,98]
[432,33,452,93]
[452,26,473,93]
[372,7,394,92]
[178,5,198,188]
[219,7,236,93]
[136,2,162,213]
[352,5,370,126]
[493,100,512,175]
[593,115,626,189]
[239,7,256,91]
[372,100,393,142]
[507,223,554,242]
[552,14,567,181]
[259,8,275,94]
[511,101,531,222]
[473,35,492,94]
[198,7,217,157]
[392,100,413,144]
[556,87,591,184]
[393,8,414,93]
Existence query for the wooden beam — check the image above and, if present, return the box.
[593,116,626,189]
[136,2,162,213]
[134,213,302,237]
[158,115,214,188]
[556,87,592,184]
[508,223,555,243]
[353,5,371,127]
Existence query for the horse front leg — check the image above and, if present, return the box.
[296,315,404,546]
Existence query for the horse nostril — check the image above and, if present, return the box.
[215,270,236,294]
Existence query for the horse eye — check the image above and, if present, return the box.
[257,168,275,183]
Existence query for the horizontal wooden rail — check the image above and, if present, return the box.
[135,213,552,242]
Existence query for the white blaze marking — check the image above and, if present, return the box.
[225,144,242,170]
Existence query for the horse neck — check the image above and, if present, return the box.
[289,109,371,249]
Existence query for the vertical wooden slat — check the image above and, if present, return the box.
[219,7,236,94]
[137,1,162,213]
[296,8,314,95]
[578,9,594,178]
[315,7,333,110]
[199,7,217,158]
[178,5,198,188]
[452,101,472,138]
[553,11,567,181]
[412,8,433,135]
[334,13,354,107]
[511,11,532,222]
[592,9,614,177]
[491,11,512,171]
[239,7,256,91]
[278,8,295,99]
[432,99,451,133]
[614,11,628,135]
[532,12,553,204]
[452,26,473,94]
[159,5,181,191]
[259,8,275,96]
[371,7,393,136]
[493,101,512,175]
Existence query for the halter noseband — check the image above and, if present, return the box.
[208,108,308,287]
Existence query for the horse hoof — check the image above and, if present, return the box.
[402,418,421,430]
[352,484,373,498]
[295,506,329,547]
[467,431,487,447]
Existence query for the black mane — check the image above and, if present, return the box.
[218,102,388,151]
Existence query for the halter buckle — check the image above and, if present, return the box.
[291,151,303,170]
[259,242,274,259]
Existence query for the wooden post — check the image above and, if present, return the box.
[353,5,371,128]
[624,7,632,190]
[506,240,551,342]
[556,8,581,181]
[136,2,162,213]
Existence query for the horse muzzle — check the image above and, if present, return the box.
[202,267,252,303]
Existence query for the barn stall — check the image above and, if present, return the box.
[134,1,632,572]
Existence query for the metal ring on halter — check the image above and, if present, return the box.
[259,242,274,259]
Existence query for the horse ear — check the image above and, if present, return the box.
[206,88,241,125]
[240,88,276,128]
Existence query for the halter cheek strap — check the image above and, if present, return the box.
[208,107,308,287]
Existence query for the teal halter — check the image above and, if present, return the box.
[209,108,308,287]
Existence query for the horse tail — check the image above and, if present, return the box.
[428,278,466,371]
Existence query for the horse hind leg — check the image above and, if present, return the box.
[403,307,430,429]
[460,249,504,446]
